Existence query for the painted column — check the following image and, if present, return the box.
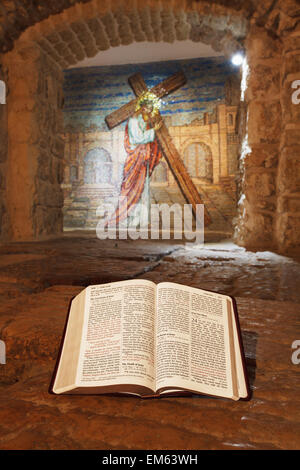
[218,104,228,178]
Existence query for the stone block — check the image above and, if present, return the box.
[251,211,275,242]
[278,146,300,193]
[281,79,300,123]
[266,3,300,36]
[277,195,300,213]
[51,158,64,185]
[276,0,300,18]
[58,28,76,44]
[9,144,38,188]
[33,205,63,236]
[37,152,51,181]
[51,137,65,158]
[8,110,32,143]
[248,101,281,145]
[281,52,300,79]
[46,31,61,46]
[276,213,300,254]
[281,127,300,147]
[67,41,86,61]
[283,31,300,54]
[241,206,275,247]
[35,180,64,208]
[247,63,280,101]
[10,97,36,113]
[245,144,279,169]
[246,171,276,198]
[247,32,281,60]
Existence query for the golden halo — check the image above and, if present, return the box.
[135,91,162,117]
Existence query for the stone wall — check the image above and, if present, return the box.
[0,0,248,58]
[234,13,300,255]
[234,26,282,251]
[276,28,300,255]
[2,44,65,240]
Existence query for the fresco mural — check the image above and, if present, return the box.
[61,57,241,237]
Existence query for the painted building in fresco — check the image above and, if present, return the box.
[61,57,240,236]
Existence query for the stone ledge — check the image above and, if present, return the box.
[0,290,299,450]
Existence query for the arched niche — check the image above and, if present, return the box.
[84,148,112,185]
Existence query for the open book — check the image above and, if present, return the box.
[51,280,250,400]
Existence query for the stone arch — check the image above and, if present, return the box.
[0,1,296,57]
[1,0,248,241]
[1,0,297,254]
[84,147,112,184]
[5,1,249,67]
[183,142,213,181]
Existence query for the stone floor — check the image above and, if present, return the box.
[0,233,299,449]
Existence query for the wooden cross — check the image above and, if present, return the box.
[105,71,211,225]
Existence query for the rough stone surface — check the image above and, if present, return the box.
[276,27,300,255]
[2,44,65,240]
[234,25,283,252]
[0,0,298,58]
[0,0,298,57]
[0,236,299,449]
[0,236,299,302]
[0,0,250,57]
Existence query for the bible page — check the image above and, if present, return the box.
[155,282,238,399]
[227,299,248,398]
[75,279,156,392]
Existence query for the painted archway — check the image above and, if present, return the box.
[183,142,213,181]
[84,148,112,185]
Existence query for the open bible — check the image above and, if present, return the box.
[51,280,250,400]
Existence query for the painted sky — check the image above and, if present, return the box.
[63,56,238,131]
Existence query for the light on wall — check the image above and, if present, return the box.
[231,53,244,66]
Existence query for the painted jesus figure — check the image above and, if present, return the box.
[107,92,163,227]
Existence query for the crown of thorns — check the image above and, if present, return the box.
[135,91,161,117]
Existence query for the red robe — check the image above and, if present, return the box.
[107,121,162,226]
